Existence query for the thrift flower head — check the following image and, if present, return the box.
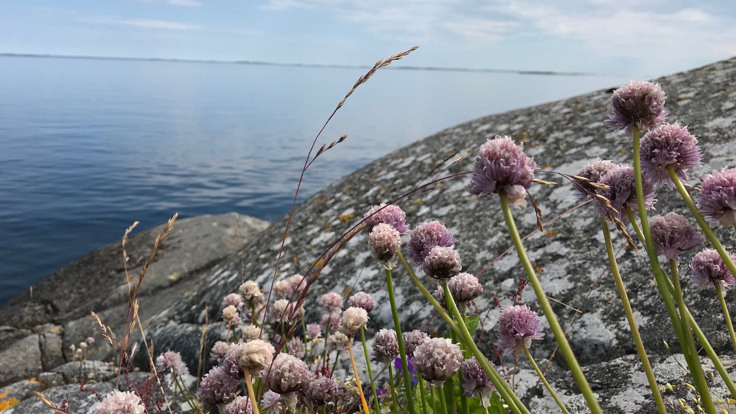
[606,81,668,136]
[305,376,339,406]
[225,396,253,414]
[95,390,145,414]
[573,159,618,199]
[261,391,282,413]
[403,330,429,356]
[369,223,402,262]
[327,331,350,352]
[273,280,291,299]
[211,341,230,362]
[408,221,455,265]
[237,339,275,375]
[319,292,344,313]
[413,338,463,387]
[222,305,238,321]
[198,365,239,405]
[341,306,369,336]
[448,272,483,304]
[598,166,656,220]
[364,204,409,234]
[240,324,262,342]
[498,305,544,356]
[698,168,736,227]
[306,323,322,339]
[461,357,496,407]
[372,329,399,361]
[423,246,462,279]
[222,343,244,379]
[468,135,536,204]
[155,351,188,377]
[263,353,313,410]
[287,274,307,297]
[640,123,702,188]
[320,313,342,333]
[690,249,736,290]
[238,281,264,305]
[270,299,303,323]
[650,213,704,261]
[348,291,375,313]
[223,293,244,309]
[287,337,305,359]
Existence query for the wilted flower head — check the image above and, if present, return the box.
[690,249,736,290]
[573,159,618,199]
[498,305,544,356]
[413,338,463,387]
[223,293,244,310]
[211,341,230,362]
[261,391,282,414]
[348,291,375,313]
[320,313,342,333]
[95,390,145,414]
[305,376,339,407]
[239,324,262,342]
[423,246,462,279]
[327,331,350,352]
[319,292,344,313]
[640,123,702,188]
[403,330,429,356]
[306,323,322,339]
[155,351,188,377]
[263,353,313,409]
[287,337,305,359]
[198,365,239,405]
[650,213,704,261]
[225,396,253,414]
[598,166,656,220]
[606,81,668,136]
[364,204,409,234]
[222,305,238,322]
[239,281,265,305]
[369,223,402,262]
[372,329,399,361]
[408,221,455,265]
[461,357,496,407]
[698,168,736,227]
[341,306,369,336]
[469,135,536,204]
[238,339,275,375]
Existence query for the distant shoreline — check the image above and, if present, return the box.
[0,52,600,77]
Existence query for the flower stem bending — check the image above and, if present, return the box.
[500,194,601,414]
[385,265,417,414]
[522,344,570,414]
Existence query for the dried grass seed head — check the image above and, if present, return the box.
[573,159,618,199]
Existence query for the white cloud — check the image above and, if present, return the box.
[167,0,201,7]
[117,19,200,30]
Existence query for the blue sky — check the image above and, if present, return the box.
[3,0,736,77]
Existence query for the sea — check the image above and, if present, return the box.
[0,55,632,305]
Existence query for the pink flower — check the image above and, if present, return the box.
[498,305,544,356]
[690,249,736,290]
[95,391,145,414]
[469,136,536,204]
[369,223,402,262]
[422,246,462,279]
[364,204,409,234]
[698,168,736,227]
[606,81,668,136]
[640,123,702,188]
[408,221,455,265]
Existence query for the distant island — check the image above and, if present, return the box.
[0,52,598,77]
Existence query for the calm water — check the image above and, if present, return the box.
[0,56,630,305]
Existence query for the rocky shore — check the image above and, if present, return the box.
[2,56,736,413]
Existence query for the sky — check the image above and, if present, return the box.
[2,0,736,78]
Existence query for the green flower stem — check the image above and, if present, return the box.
[499,194,601,414]
[418,374,429,414]
[437,384,449,414]
[397,250,528,414]
[385,265,417,414]
[667,166,736,278]
[522,344,570,414]
[361,327,381,414]
[714,285,736,355]
[322,320,331,371]
[442,288,458,414]
[173,374,198,414]
[601,218,666,413]
[388,363,400,412]
[329,351,339,378]
[430,386,439,414]
[442,378,456,414]
[633,128,716,413]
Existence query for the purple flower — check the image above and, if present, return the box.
[412,338,463,387]
[95,390,145,414]
[573,159,618,199]
[155,351,189,377]
[198,365,240,405]
[468,136,536,204]
[364,204,409,234]
[225,397,254,414]
[606,81,668,136]
[261,391,282,414]
[403,330,429,356]
[650,213,704,261]
[690,249,736,290]
[640,123,702,188]
[320,313,342,333]
[327,331,350,352]
[306,323,322,339]
[461,357,496,407]
[498,305,544,356]
[697,168,736,227]
[369,223,402,262]
[305,376,339,406]
[598,166,656,220]
[263,354,313,410]
[348,291,375,313]
[319,292,344,313]
[448,272,483,304]
[394,356,418,386]
[223,293,244,309]
[287,337,305,359]
[423,246,462,279]
[372,329,399,361]
[408,221,455,265]
[211,341,230,362]
[221,343,244,379]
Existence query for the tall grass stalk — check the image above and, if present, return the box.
[714,285,736,354]
[361,326,381,414]
[521,344,569,414]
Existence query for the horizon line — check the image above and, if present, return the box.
[0,52,606,77]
